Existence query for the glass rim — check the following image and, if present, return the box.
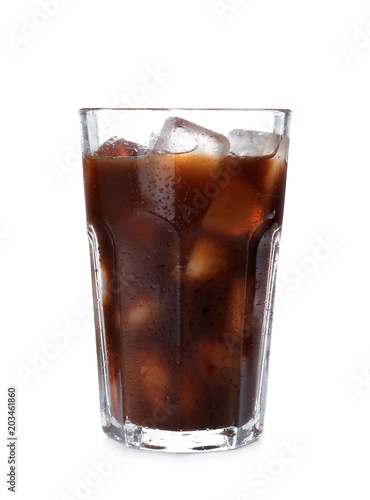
[79,107,292,116]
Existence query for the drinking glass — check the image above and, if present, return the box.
[80,108,291,452]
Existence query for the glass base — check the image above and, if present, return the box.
[103,418,262,453]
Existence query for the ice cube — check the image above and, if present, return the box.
[153,117,230,157]
[225,279,246,339]
[96,136,147,157]
[137,154,176,223]
[202,176,265,237]
[196,339,236,376]
[138,351,169,405]
[142,119,230,225]
[100,263,116,306]
[263,135,289,192]
[186,238,228,280]
[126,297,157,331]
[228,129,280,159]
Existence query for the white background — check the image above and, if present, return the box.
[1,0,370,499]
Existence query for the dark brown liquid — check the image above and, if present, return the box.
[83,141,287,431]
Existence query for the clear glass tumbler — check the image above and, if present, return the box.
[80,108,291,452]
